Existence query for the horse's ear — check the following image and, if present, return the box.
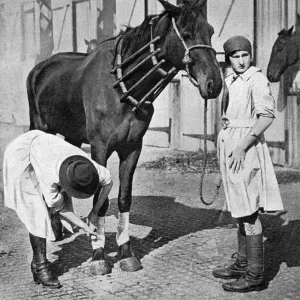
[196,0,207,8]
[158,0,181,15]
[288,26,294,35]
[85,39,89,45]
[296,13,300,25]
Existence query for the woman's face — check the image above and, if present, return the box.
[229,50,251,74]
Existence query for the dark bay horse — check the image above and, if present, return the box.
[267,25,300,82]
[27,0,222,273]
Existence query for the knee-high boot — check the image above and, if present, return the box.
[213,230,247,279]
[50,212,63,241]
[222,234,265,292]
[29,233,61,289]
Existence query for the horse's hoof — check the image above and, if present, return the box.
[90,260,112,275]
[90,248,112,275]
[119,257,142,272]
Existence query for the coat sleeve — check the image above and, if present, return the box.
[252,73,275,118]
[41,182,65,211]
[94,163,112,186]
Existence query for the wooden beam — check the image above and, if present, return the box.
[144,0,148,17]
[72,2,77,52]
[35,0,41,55]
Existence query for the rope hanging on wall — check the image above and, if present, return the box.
[53,3,70,54]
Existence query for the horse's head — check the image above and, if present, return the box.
[267,26,299,82]
[157,0,222,99]
[85,39,100,54]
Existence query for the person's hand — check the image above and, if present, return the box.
[228,146,246,174]
[82,223,97,238]
[221,117,230,129]
[87,210,98,231]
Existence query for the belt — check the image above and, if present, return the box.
[222,118,256,129]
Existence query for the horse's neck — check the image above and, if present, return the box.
[293,33,300,55]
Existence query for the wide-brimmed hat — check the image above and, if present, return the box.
[59,155,99,199]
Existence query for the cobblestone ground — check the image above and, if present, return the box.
[1,147,300,300]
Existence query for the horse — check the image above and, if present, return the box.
[85,38,101,54]
[267,24,300,82]
[26,0,222,274]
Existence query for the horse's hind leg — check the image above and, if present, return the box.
[116,142,143,272]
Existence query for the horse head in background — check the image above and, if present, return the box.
[267,15,300,82]
[85,38,101,54]
[27,0,222,274]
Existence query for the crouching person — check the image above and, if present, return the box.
[3,130,113,289]
[213,36,284,292]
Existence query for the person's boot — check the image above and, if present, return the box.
[29,233,61,289]
[51,212,63,241]
[213,230,247,279]
[222,234,266,292]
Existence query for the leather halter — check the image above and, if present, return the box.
[171,17,216,87]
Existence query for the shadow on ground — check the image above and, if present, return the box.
[50,195,300,286]
[51,196,232,275]
[261,211,300,282]
[275,169,300,184]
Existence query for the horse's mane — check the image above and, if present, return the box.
[120,3,203,53]
[121,13,168,54]
[99,15,159,47]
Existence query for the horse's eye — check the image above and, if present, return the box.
[276,40,286,52]
[276,44,284,52]
[182,32,191,40]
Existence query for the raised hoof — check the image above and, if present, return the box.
[90,260,112,275]
[119,256,142,272]
[90,248,112,275]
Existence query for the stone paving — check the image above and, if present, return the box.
[1,146,300,300]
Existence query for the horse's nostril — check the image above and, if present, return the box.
[207,80,214,93]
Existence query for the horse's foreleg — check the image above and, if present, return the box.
[90,142,111,217]
[117,142,143,272]
[88,141,111,275]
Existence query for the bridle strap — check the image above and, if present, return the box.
[171,17,216,87]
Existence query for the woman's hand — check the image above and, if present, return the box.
[228,146,246,174]
[82,223,97,238]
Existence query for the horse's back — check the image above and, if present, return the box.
[27,52,90,141]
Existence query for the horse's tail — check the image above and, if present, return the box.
[26,65,48,131]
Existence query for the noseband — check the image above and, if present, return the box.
[171,18,217,87]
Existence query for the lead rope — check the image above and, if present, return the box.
[198,98,223,205]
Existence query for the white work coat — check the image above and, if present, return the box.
[3,130,111,240]
[218,66,284,218]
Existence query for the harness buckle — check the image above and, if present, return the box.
[222,117,230,129]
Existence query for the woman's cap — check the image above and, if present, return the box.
[223,36,252,58]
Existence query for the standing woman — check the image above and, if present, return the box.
[213,36,284,292]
